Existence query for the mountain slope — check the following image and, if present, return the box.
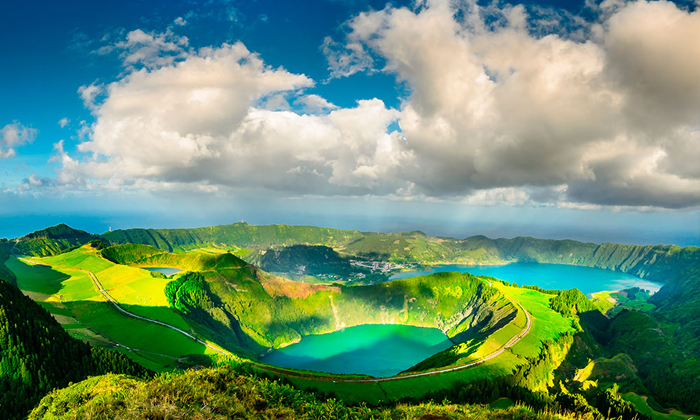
[13,224,96,257]
[99,223,699,284]
[0,279,149,420]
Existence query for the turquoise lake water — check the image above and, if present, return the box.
[388,263,663,297]
[142,267,182,276]
[262,263,664,376]
[260,324,452,377]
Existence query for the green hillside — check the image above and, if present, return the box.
[7,245,225,372]
[140,246,519,359]
[97,223,699,284]
[0,279,149,420]
[13,224,96,257]
[29,366,585,420]
[101,223,364,252]
[5,222,699,419]
[0,239,17,286]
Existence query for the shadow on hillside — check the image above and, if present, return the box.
[452,308,518,344]
[13,259,70,295]
[59,299,249,358]
[552,309,611,385]
[267,315,334,340]
[342,280,412,312]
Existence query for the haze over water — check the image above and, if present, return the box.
[389,263,663,296]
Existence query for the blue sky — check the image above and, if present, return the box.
[1,0,698,245]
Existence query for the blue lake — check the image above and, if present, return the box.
[142,267,182,276]
[389,263,663,296]
[260,324,452,377]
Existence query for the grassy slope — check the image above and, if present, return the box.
[29,366,582,420]
[13,224,96,257]
[9,247,217,371]
[15,241,577,404]
[172,267,518,358]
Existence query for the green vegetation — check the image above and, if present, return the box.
[604,309,700,414]
[246,244,393,283]
[0,239,17,286]
[29,366,590,420]
[591,288,655,317]
[621,393,700,420]
[164,268,519,361]
[4,222,699,420]
[0,278,148,420]
[98,222,700,284]
[13,224,96,257]
[8,245,220,372]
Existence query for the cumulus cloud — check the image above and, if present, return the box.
[295,94,339,113]
[49,0,700,210]
[323,0,700,208]
[56,41,405,196]
[0,122,38,159]
[58,118,70,128]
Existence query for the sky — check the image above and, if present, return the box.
[1,0,699,245]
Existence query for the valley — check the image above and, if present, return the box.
[1,223,699,420]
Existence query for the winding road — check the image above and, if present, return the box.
[79,268,230,356]
[255,287,533,383]
[12,245,533,383]
[84,262,533,382]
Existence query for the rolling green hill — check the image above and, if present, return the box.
[12,223,699,286]
[121,242,519,359]
[4,222,699,419]
[13,224,96,257]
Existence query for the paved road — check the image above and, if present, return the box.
[14,248,533,382]
[75,267,231,357]
[81,265,533,382]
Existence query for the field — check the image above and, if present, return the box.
[8,247,218,371]
[8,242,585,403]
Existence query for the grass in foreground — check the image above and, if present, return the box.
[29,366,583,420]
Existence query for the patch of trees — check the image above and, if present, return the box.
[0,280,150,420]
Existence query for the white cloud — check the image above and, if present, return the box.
[295,94,339,113]
[58,118,70,128]
[46,1,700,210]
[322,36,374,79]
[78,83,103,110]
[323,0,700,208]
[55,41,405,196]
[95,28,190,70]
[0,122,38,159]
